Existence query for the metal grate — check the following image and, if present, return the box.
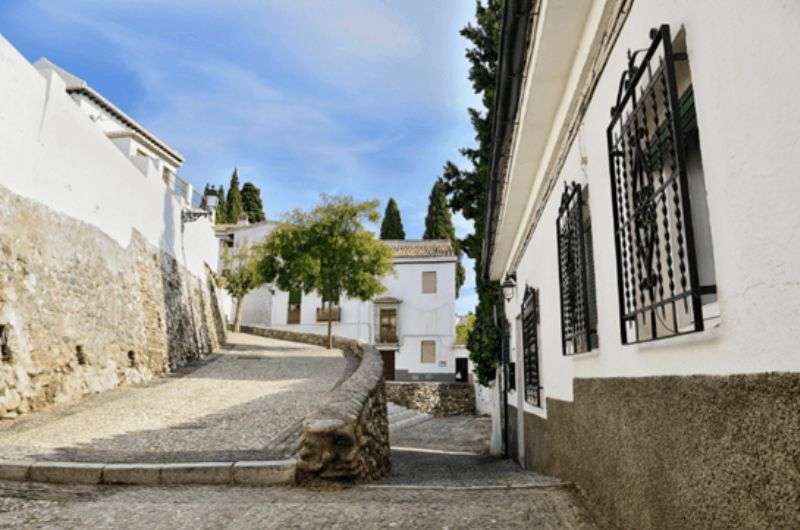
[606,25,708,345]
[557,182,598,354]
[521,286,540,406]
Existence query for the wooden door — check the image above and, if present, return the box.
[381,350,395,381]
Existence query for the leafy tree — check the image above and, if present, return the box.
[226,168,244,223]
[423,179,466,295]
[438,0,503,385]
[241,182,266,223]
[455,313,476,344]
[379,198,405,240]
[200,184,213,209]
[215,185,228,224]
[219,243,265,332]
[259,195,394,349]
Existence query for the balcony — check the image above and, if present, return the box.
[316,306,341,322]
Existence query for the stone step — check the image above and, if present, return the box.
[388,409,418,423]
[389,412,432,432]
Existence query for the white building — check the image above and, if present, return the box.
[33,58,200,209]
[217,221,464,381]
[484,1,800,528]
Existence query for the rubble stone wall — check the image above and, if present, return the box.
[0,185,225,419]
[386,381,476,416]
[239,326,390,482]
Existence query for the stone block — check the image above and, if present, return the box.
[102,463,162,485]
[232,460,296,486]
[29,462,104,484]
[159,462,233,485]
[0,461,31,481]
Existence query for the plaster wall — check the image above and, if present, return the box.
[499,0,800,421]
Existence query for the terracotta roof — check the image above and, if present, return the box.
[383,239,455,258]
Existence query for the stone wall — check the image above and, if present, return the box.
[0,185,225,419]
[239,326,390,482]
[386,381,476,416]
[522,373,800,529]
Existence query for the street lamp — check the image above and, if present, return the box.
[182,192,219,224]
[501,272,517,302]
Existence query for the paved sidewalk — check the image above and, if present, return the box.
[0,332,344,463]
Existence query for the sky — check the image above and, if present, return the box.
[0,0,482,314]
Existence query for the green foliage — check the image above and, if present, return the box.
[219,243,266,331]
[423,180,466,296]
[455,313,476,344]
[215,185,228,224]
[438,0,504,384]
[241,182,266,223]
[258,195,394,347]
[379,198,405,240]
[226,168,244,223]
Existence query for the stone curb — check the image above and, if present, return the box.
[0,459,296,487]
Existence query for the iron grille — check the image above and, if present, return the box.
[521,286,540,406]
[557,182,598,354]
[606,25,706,345]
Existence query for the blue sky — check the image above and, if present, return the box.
[0,0,481,313]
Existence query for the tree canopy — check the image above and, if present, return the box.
[438,0,503,385]
[380,198,406,240]
[215,185,227,223]
[219,243,265,332]
[241,182,266,223]
[226,168,244,223]
[258,195,394,348]
[423,179,466,296]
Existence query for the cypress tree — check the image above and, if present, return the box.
[226,168,244,223]
[216,185,228,224]
[380,198,405,239]
[423,180,466,295]
[241,182,266,223]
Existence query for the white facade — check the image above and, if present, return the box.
[0,36,218,278]
[486,0,800,460]
[218,222,462,380]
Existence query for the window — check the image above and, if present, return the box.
[557,182,598,355]
[421,271,437,294]
[420,340,436,364]
[507,362,516,391]
[316,304,340,322]
[287,289,301,324]
[379,308,397,343]
[606,25,717,345]
[521,286,540,406]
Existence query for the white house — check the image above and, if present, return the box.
[216,220,464,381]
[33,58,200,208]
[484,1,800,528]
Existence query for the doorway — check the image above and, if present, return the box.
[381,350,396,381]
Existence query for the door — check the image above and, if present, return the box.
[381,350,396,381]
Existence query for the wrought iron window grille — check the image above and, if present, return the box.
[557,182,598,355]
[521,286,541,407]
[606,25,716,345]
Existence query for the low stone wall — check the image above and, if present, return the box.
[0,186,225,419]
[239,326,390,482]
[386,381,476,416]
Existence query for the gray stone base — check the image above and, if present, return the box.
[521,372,800,529]
[387,381,475,416]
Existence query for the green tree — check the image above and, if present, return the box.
[226,168,244,223]
[455,313,476,344]
[423,179,466,295]
[241,182,266,223]
[219,243,265,332]
[215,185,228,224]
[438,0,503,385]
[259,195,394,349]
[379,198,405,240]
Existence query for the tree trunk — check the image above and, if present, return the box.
[233,296,244,333]
[326,300,333,350]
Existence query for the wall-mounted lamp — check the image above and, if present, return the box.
[501,272,517,302]
[182,193,219,224]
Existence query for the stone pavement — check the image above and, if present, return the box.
[0,332,344,463]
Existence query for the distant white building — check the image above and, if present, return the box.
[216,221,465,381]
[33,58,200,208]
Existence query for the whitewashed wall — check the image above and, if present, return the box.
[0,36,218,278]
[499,0,800,429]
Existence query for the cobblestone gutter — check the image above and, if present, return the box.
[239,327,391,482]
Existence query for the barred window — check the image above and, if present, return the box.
[557,182,598,355]
[521,286,541,407]
[606,25,717,345]
[287,289,301,324]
